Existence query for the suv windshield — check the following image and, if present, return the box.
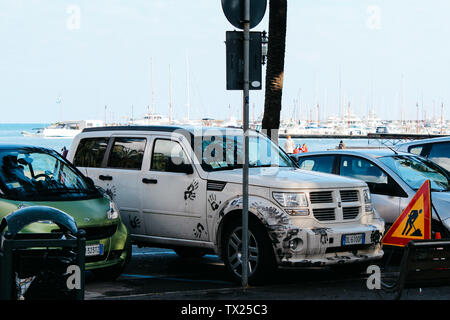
[199,133,295,172]
[379,155,450,192]
[0,147,100,201]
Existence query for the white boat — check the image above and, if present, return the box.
[130,113,171,126]
[21,120,104,138]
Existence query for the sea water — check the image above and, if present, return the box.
[0,123,388,154]
[0,123,72,153]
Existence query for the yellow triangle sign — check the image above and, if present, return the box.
[382,180,431,247]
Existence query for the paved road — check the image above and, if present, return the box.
[85,246,450,300]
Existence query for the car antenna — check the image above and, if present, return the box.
[385,145,398,155]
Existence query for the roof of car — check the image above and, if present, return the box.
[396,135,450,148]
[82,125,246,135]
[294,148,412,159]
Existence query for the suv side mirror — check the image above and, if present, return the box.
[167,160,194,174]
[178,164,194,175]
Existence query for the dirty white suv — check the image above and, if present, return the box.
[68,126,385,283]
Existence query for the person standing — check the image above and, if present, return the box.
[283,135,295,154]
[338,140,346,149]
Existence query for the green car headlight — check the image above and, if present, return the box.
[273,192,308,208]
[107,201,120,220]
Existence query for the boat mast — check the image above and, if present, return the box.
[169,64,173,125]
[186,51,191,122]
[151,58,155,116]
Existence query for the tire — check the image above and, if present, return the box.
[92,242,131,281]
[173,247,206,258]
[222,218,277,285]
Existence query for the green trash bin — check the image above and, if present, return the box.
[0,206,86,300]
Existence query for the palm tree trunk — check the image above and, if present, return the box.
[262,0,287,146]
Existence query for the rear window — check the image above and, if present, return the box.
[107,137,146,170]
[73,138,109,168]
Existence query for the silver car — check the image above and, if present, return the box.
[291,149,450,236]
[396,136,450,172]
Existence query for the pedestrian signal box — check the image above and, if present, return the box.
[382,180,431,247]
[226,31,262,90]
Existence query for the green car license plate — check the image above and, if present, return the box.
[85,244,104,257]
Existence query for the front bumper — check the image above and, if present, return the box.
[268,223,384,267]
[82,221,130,271]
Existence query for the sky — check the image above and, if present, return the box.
[0,0,449,123]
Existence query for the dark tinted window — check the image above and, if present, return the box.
[298,156,335,174]
[151,139,190,172]
[340,156,388,184]
[428,142,450,171]
[107,138,146,170]
[73,138,109,168]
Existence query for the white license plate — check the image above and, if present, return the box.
[85,244,104,257]
[342,233,365,246]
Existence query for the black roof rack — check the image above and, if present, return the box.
[82,125,188,133]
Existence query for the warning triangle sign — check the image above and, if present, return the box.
[382,180,431,247]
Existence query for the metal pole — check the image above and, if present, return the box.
[242,0,250,288]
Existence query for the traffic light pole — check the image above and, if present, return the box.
[242,0,250,288]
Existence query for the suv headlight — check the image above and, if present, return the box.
[363,189,373,212]
[273,192,308,207]
[107,201,120,220]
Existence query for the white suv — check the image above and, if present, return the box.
[68,126,385,283]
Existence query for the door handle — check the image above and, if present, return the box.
[142,178,158,184]
[99,175,113,181]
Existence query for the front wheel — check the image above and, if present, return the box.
[223,219,277,285]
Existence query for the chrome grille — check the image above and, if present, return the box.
[343,207,360,220]
[340,190,359,202]
[313,208,335,221]
[309,191,333,204]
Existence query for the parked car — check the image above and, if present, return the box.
[396,136,450,172]
[68,126,385,283]
[0,144,131,280]
[292,149,450,236]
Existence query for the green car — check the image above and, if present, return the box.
[0,144,131,280]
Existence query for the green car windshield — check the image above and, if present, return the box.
[0,147,100,201]
[379,155,450,192]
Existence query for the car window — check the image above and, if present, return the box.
[428,142,450,172]
[379,155,450,192]
[0,148,100,201]
[151,139,190,172]
[73,138,109,168]
[107,137,146,170]
[298,156,335,174]
[409,145,424,156]
[340,156,388,184]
